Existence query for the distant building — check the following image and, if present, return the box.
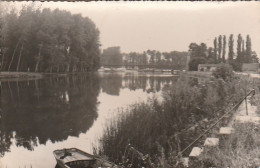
[198,64,223,72]
[242,63,260,72]
[145,53,152,63]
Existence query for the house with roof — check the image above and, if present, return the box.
[242,63,260,72]
[198,64,224,72]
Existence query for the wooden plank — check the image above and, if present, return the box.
[189,147,203,157]
[235,116,260,123]
[181,157,189,167]
[219,127,234,135]
[204,138,219,147]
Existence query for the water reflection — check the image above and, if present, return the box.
[0,75,100,156]
[100,73,176,95]
[0,73,176,167]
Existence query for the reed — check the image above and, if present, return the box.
[96,75,255,167]
[200,123,260,168]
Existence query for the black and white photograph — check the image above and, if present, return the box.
[0,1,260,168]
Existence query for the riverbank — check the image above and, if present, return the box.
[185,73,260,167]
[0,71,43,80]
[0,71,176,81]
[197,91,260,167]
[0,71,75,81]
[2,70,260,81]
[182,71,212,78]
[96,72,250,168]
[184,70,260,80]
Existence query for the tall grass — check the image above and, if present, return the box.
[200,123,260,168]
[96,75,255,167]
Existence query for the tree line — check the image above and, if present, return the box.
[100,47,188,70]
[0,4,101,73]
[188,34,258,71]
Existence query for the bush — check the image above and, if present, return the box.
[189,58,206,71]
[200,123,260,168]
[212,64,234,81]
[96,76,249,168]
[228,60,242,72]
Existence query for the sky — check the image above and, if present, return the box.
[2,1,260,57]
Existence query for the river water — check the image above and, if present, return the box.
[0,72,178,168]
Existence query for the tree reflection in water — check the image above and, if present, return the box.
[0,74,100,156]
[0,73,176,159]
[100,73,178,95]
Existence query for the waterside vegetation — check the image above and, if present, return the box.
[96,67,257,167]
[188,34,259,71]
[200,123,260,168]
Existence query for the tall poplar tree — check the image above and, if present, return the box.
[222,35,226,63]
[214,37,217,63]
[218,35,222,63]
[228,34,234,61]
[236,34,243,62]
[246,35,252,63]
[242,40,245,53]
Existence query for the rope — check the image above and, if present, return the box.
[168,95,235,142]
[121,90,255,167]
[175,89,255,158]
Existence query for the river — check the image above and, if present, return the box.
[0,72,178,168]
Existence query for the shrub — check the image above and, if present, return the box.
[200,123,260,168]
[229,60,242,72]
[212,64,234,81]
[96,76,250,168]
[189,58,206,71]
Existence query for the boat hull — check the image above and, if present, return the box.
[53,148,118,168]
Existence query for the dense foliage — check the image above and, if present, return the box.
[97,76,249,167]
[212,64,234,81]
[0,5,100,72]
[188,43,207,70]
[100,47,122,66]
[100,47,188,70]
[188,34,258,71]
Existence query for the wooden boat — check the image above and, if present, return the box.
[53,148,120,168]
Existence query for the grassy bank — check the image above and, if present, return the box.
[0,71,43,80]
[196,79,260,168]
[0,71,82,80]
[95,73,255,167]
[183,71,212,78]
[200,123,260,168]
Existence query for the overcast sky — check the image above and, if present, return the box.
[3,1,260,57]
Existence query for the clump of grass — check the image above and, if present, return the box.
[96,76,256,167]
[252,78,260,115]
[199,123,260,168]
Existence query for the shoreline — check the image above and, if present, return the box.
[0,71,43,80]
[1,70,260,81]
[0,71,93,81]
[0,71,177,81]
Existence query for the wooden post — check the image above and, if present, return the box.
[245,74,249,115]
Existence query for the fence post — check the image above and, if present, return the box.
[245,74,249,115]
